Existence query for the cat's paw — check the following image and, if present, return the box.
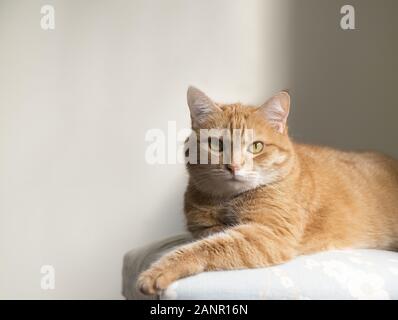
[137,265,177,296]
[137,247,205,295]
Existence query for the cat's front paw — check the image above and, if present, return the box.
[137,248,205,296]
[137,265,177,296]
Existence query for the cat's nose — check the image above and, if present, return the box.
[226,164,240,175]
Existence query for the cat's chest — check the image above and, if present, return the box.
[216,189,297,222]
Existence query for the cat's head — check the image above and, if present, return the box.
[185,86,295,197]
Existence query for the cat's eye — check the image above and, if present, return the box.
[208,137,223,152]
[248,141,264,154]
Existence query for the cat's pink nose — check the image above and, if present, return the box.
[226,164,240,175]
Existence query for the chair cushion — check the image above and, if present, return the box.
[122,234,398,300]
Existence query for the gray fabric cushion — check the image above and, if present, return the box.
[122,234,398,300]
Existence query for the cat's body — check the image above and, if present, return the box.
[138,87,398,295]
[185,143,398,252]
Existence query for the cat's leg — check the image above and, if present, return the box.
[190,225,226,239]
[137,223,298,295]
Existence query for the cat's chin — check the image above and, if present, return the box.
[223,180,257,196]
[196,178,260,198]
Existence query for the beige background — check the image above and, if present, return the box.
[0,0,396,299]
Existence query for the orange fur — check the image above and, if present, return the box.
[137,87,398,295]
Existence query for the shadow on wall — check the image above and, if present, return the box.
[289,0,398,158]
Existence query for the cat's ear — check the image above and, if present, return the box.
[187,86,221,128]
[257,91,290,134]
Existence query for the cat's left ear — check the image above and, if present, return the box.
[257,91,290,134]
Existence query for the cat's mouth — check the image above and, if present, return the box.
[228,173,247,182]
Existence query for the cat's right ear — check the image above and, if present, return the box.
[187,86,221,128]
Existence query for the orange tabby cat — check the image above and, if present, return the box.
[138,86,398,295]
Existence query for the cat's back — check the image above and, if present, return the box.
[294,142,398,196]
[293,143,398,250]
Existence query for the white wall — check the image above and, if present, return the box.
[2,0,396,300]
[0,0,291,299]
